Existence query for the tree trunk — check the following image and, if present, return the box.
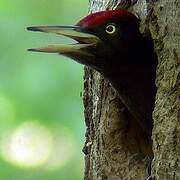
[149,1,180,179]
[83,0,179,179]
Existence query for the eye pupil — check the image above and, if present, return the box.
[107,26,113,32]
[106,25,116,34]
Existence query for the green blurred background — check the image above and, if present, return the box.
[0,0,88,179]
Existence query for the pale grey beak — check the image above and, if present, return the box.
[27,26,100,54]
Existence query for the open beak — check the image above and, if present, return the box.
[27,26,100,56]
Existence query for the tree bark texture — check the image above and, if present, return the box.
[83,0,179,179]
[149,1,179,179]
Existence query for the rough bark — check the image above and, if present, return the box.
[149,1,180,179]
[83,0,179,179]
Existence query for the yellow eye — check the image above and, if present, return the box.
[105,24,116,34]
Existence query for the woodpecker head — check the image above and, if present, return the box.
[27,10,140,75]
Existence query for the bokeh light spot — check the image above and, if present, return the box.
[0,121,53,168]
[44,129,75,170]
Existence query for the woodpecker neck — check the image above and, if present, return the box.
[102,36,157,135]
[107,67,156,137]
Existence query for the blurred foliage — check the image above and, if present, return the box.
[0,0,88,179]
